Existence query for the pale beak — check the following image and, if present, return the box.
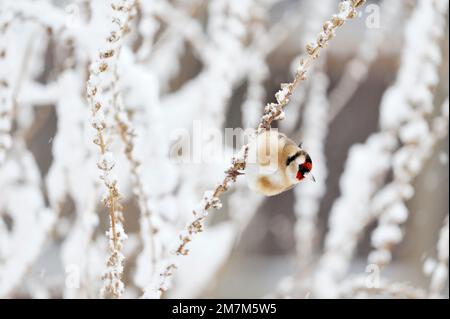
[304,172,316,182]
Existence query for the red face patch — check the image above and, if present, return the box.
[303,161,313,172]
[296,161,313,181]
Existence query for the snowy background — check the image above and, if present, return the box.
[0,0,448,298]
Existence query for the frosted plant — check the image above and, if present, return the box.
[424,216,449,297]
[259,0,365,132]
[315,0,448,298]
[281,0,334,133]
[313,131,396,298]
[0,0,447,300]
[0,11,14,164]
[367,0,448,269]
[242,0,286,129]
[368,97,449,268]
[340,276,428,299]
[286,2,335,286]
[47,70,101,298]
[294,71,330,271]
[86,0,137,298]
[269,68,331,299]
[0,143,56,296]
[156,0,367,296]
[327,0,406,122]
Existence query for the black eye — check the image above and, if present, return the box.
[305,154,312,164]
[298,164,309,175]
[286,151,300,167]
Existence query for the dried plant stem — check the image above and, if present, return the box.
[86,0,136,298]
[114,93,159,271]
[257,0,365,132]
[157,0,367,297]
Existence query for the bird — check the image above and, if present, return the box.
[245,129,315,196]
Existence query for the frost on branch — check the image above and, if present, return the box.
[87,0,137,298]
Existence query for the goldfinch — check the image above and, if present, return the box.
[245,129,315,196]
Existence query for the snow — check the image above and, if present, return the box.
[275,85,290,104]
[0,0,447,300]
[98,152,116,171]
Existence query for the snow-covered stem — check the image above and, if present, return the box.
[0,141,56,297]
[427,216,449,297]
[137,0,205,87]
[368,97,449,268]
[315,0,448,298]
[241,52,269,129]
[86,0,136,298]
[313,131,396,298]
[327,0,405,122]
[339,277,427,299]
[286,0,335,262]
[0,9,37,164]
[259,0,365,133]
[151,148,248,298]
[281,0,334,134]
[113,90,160,290]
[150,0,207,61]
[367,0,448,269]
[0,11,13,164]
[0,0,66,34]
[294,70,330,271]
[250,1,301,56]
[157,0,367,296]
[241,0,273,129]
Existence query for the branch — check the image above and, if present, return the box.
[86,0,137,299]
[153,0,367,298]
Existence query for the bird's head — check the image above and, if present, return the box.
[285,145,315,183]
